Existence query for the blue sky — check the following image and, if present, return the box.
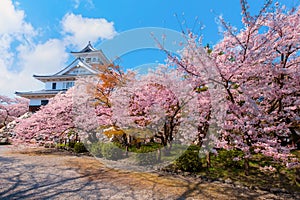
[0,0,298,96]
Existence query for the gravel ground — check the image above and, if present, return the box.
[0,145,298,200]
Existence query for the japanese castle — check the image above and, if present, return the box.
[15,42,110,112]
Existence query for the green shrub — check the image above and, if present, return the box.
[101,142,124,160]
[139,142,162,153]
[68,141,76,148]
[56,143,67,149]
[74,142,87,153]
[174,145,202,172]
[44,143,55,148]
[215,149,244,169]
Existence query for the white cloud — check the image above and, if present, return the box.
[0,0,38,97]
[17,39,68,75]
[72,0,95,10]
[0,0,67,97]
[0,61,42,98]
[85,0,95,9]
[0,0,36,69]
[0,39,68,97]
[0,34,14,67]
[0,0,24,34]
[0,0,35,38]
[0,0,117,97]
[62,13,117,48]
[72,0,80,9]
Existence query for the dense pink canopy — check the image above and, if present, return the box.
[14,89,74,145]
[0,95,28,128]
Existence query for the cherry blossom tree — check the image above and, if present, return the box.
[213,1,299,172]
[0,95,28,128]
[13,63,131,146]
[71,64,213,167]
[111,66,210,153]
[72,77,111,144]
[13,89,74,145]
[72,63,133,144]
[166,1,299,174]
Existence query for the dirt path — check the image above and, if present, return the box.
[0,146,296,199]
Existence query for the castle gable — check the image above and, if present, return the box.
[64,66,92,75]
[54,58,97,76]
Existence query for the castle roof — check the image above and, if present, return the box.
[33,58,97,82]
[71,41,98,54]
[15,90,62,98]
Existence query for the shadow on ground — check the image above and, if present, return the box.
[0,147,297,200]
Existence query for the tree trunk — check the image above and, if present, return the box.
[296,168,300,184]
[157,148,161,162]
[75,133,78,142]
[244,157,249,176]
[163,146,170,156]
[206,152,211,169]
[125,145,129,157]
[164,143,172,156]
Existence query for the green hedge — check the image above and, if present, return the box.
[174,145,203,172]
[74,142,88,153]
[215,149,244,169]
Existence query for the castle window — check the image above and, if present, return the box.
[67,82,74,88]
[41,100,49,106]
[52,83,56,90]
[85,57,91,63]
[63,81,74,89]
